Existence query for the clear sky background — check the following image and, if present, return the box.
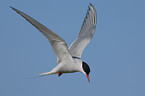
[0,0,145,96]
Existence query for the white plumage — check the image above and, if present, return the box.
[10,3,97,82]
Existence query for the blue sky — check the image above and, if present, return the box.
[0,0,145,96]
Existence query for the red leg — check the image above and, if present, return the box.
[58,72,62,76]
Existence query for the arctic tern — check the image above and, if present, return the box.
[10,3,97,82]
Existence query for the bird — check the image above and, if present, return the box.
[10,3,97,82]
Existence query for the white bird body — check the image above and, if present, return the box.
[42,59,83,75]
[10,3,97,82]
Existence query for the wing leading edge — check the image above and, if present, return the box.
[10,6,74,63]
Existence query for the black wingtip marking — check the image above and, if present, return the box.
[89,3,93,6]
[9,6,16,11]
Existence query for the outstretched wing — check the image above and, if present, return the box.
[10,6,74,63]
[69,3,97,58]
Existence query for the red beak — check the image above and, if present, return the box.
[86,74,90,83]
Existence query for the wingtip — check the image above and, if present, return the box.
[88,3,96,13]
[88,3,97,25]
[9,6,14,10]
[89,3,95,10]
[9,6,23,16]
[9,6,18,12]
[89,3,93,6]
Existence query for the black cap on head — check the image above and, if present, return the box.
[82,61,90,75]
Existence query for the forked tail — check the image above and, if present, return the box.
[27,72,57,79]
